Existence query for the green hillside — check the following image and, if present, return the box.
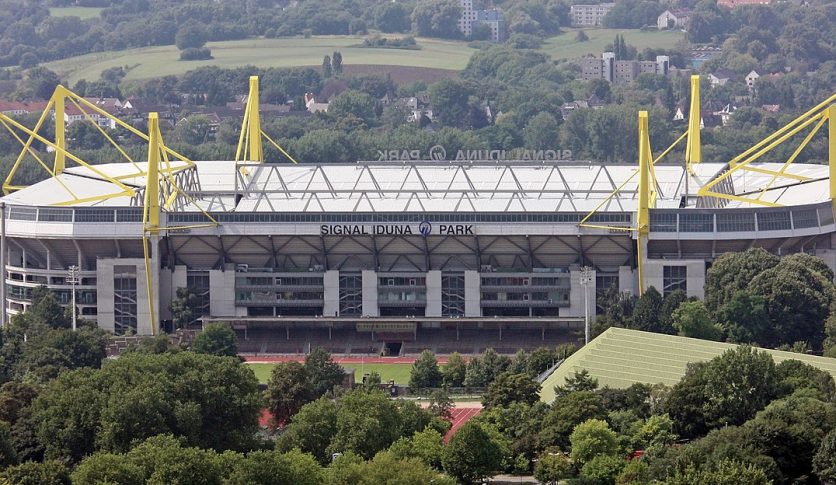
[539,327,836,403]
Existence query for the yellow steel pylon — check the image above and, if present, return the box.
[235,76,299,167]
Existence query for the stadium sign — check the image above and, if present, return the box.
[376,145,572,161]
[320,222,473,236]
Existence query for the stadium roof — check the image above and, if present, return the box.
[2,160,830,211]
[538,327,836,403]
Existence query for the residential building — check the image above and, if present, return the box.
[304,93,328,113]
[707,69,737,87]
[458,1,506,42]
[718,0,770,7]
[570,3,615,27]
[657,9,691,30]
[745,70,760,91]
[580,53,671,84]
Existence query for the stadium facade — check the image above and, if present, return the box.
[2,159,834,338]
[0,77,833,351]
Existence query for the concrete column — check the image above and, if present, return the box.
[158,267,172,321]
[564,269,596,319]
[209,268,236,317]
[323,269,339,317]
[425,270,442,317]
[618,266,637,296]
[464,270,480,317]
[361,270,378,317]
[684,261,706,300]
[95,259,115,333]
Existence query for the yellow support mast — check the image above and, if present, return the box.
[684,75,701,175]
[143,113,161,335]
[236,76,264,163]
[830,104,836,213]
[637,111,652,296]
[54,94,65,175]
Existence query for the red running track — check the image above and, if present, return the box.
[444,407,482,442]
[243,355,450,364]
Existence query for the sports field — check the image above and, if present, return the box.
[44,36,478,85]
[49,7,103,19]
[541,27,686,60]
[248,362,413,385]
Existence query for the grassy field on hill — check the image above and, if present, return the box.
[48,6,103,19]
[43,28,686,85]
[44,36,478,85]
[542,27,686,60]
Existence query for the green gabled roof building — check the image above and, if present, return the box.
[539,327,836,403]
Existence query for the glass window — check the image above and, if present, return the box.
[792,209,818,229]
[662,266,686,296]
[113,266,137,335]
[717,212,755,232]
[679,213,713,232]
[339,274,362,316]
[650,213,677,232]
[757,211,791,231]
[441,273,465,317]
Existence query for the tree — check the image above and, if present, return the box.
[570,419,620,465]
[411,0,462,39]
[175,20,207,50]
[0,421,16,468]
[27,67,62,100]
[328,89,376,125]
[671,301,723,341]
[659,289,687,331]
[13,286,71,330]
[121,434,224,485]
[428,79,478,129]
[327,389,405,459]
[665,460,771,485]
[192,323,237,357]
[630,286,665,333]
[170,287,203,329]
[71,453,144,485]
[409,350,443,390]
[776,359,836,400]
[0,460,70,485]
[374,3,411,33]
[748,257,833,348]
[322,55,332,78]
[331,451,456,484]
[33,352,261,462]
[331,51,343,75]
[442,352,466,387]
[534,453,573,484]
[482,372,540,408]
[304,347,345,397]
[576,30,589,42]
[523,112,560,150]
[717,291,771,345]
[428,389,453,420]
[442,421,502,484]
[411,428,445,469]
[704,248,778,312]
[581,454,626,484]
[277,397,338,465]
[226,449,324,485]
[267,361,311,426]
[539,391,607,450]
[554,369,599,397]
[814,428,836,483]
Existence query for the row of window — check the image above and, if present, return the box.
[168,212,633,224]
[650,208,824,233]
[481,276,570,287]
[236,276,323,287]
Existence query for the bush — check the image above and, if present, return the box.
[179,48,213,61]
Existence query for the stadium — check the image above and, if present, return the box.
[0,78,833,356]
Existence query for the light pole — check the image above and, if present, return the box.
[579,266,594,345]
[67,265,79,331]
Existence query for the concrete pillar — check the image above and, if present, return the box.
[323,269,339,317]
[564,269,596,319]
[158,267,172,321]
[684,261,706,300]
[209,268,236,317]
[619,266,637,296]
[464,270,480,317]
[95,259,115,333]
[361,270,378,317]
[425,270,442,317]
